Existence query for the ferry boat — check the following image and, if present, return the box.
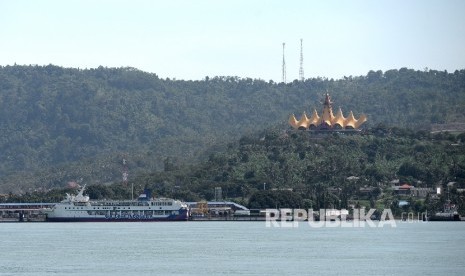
[41,185,189,222]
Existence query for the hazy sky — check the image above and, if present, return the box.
[1,0,464,82]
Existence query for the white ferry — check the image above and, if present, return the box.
[41,185,189,222]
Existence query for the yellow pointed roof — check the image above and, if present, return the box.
[309,109,320,126]
[332,107,346,127]
[289,114,299,129]
[288,93,367,130]
[296,112,310,129]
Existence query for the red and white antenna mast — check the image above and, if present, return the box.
[282,42,286,83]
[299,38,304,81]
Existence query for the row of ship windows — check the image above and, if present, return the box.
[64,205,172,210]
[65,201,173,210]
[64,207,136,210]
[87,210,178,216]
[152,202,173,206]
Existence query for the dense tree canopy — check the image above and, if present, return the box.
[0,65,464,193]
[132,126,465,214]
[6,126,464,216]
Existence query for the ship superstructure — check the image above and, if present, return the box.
[42,185,189,222]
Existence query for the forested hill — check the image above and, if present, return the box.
[130,127,465,214]
[0,65,464,193]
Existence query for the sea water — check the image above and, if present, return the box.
[0,221,464,275]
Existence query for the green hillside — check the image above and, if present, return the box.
[0,65,464,193]
[141,127,465,215]
[6,126,465,216]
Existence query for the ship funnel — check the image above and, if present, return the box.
[138,189,152,201]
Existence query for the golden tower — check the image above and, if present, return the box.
[289,93,367,130]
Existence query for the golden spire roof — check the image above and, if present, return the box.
[289,93,367,130]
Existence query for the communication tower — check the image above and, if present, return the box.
[282,42,286,83]
[299,39,304,81]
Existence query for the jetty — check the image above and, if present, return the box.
[0,203,52,222]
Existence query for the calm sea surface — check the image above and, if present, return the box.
[1,221,464,275]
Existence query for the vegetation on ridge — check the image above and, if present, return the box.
[0,65,465,194]
[5,126,465,216]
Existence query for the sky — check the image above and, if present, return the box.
[1,0,464,82]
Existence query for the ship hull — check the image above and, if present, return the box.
[41,186,190,222]
[428,214,460,221]
[45,209,189,222]
[46,217,188,222]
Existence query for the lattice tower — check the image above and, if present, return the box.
[299,39,304,81]
[282,42,286,83]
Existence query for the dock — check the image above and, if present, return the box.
[0,203,53,222]
[189,215,265,221]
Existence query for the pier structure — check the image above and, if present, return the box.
[0,203,53,222]
[187,201,249,218]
